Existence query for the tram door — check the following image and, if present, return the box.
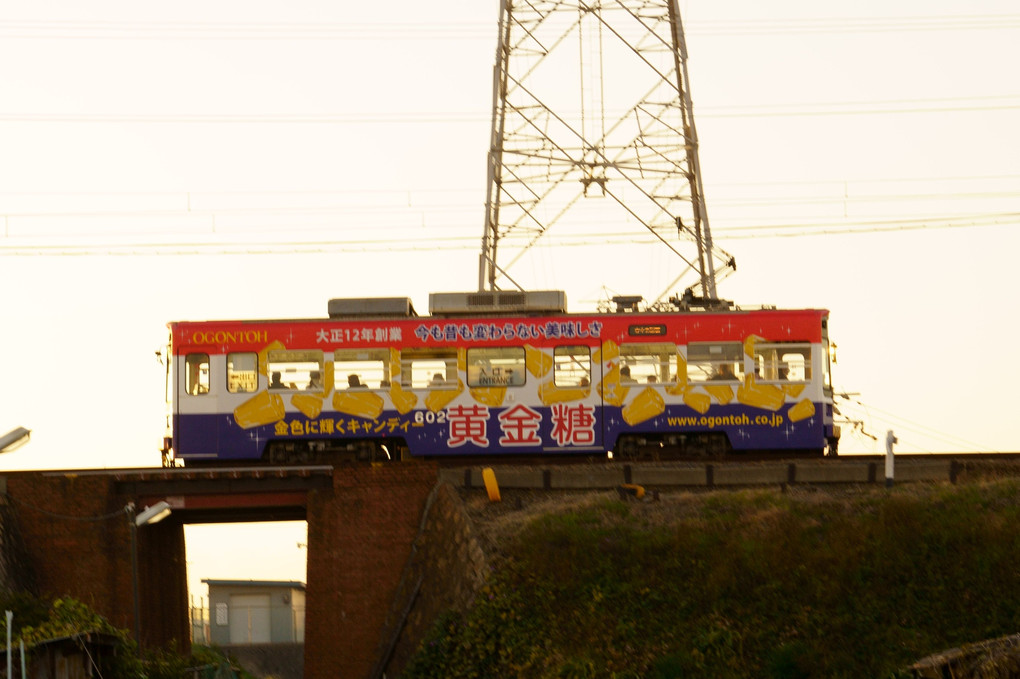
[549,344,602,452]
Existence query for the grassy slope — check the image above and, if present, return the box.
[404,479,1020,679]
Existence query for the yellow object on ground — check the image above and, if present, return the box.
[482,467,501,502]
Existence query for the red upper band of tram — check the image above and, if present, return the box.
[169,309,828,355]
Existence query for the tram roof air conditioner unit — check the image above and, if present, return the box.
[327,297,417,319]
[429,290,568,316]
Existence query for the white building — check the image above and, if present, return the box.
[202,579,306,645]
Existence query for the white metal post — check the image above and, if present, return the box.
[6,609,12,679]
[885,430,898,487]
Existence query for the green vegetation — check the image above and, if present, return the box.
[0,595,251,679]
[404,480,1020,678]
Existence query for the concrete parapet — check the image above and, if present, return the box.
[795,462,873,484]
[442,458,959,493]
[483,468,546,489]
[454,467,628,490]
[437,468,466,486]
[550,468,625,489]
[712,464,789,486]
[445,467,544,489]
[631,466,707,487]
[892,459,952,482]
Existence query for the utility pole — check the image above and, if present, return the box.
[479,0,734,305]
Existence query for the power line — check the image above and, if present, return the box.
[700,95,1020,118]
[692,14,1020,35]
[713,213,1020,239]
[0,112,491,124]
[836,394,996,454]
[1,95,1017,124]
[0,173,1014,200]
[0,15,1016,40]
[0,20,496,41]
[0,212,1014,257]
[1,191,1013,225]
[1,175,1016,247]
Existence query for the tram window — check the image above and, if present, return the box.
[553,345,591,387]
[185,353,210,396]
[227,352,258,393]
[687,342,743,382]
[267,349,323,391]
[400,348,459,390]
[754,343,811,382]
[467,347,526,388]
[334,348,388,390]
[620,342,677,385]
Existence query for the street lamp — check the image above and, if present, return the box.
[126,501,172,651]
[135,501,172,526]
[0,427,30,454]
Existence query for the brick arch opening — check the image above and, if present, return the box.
[3,461,439,678]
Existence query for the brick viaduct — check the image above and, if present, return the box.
[0,461,469,679]
[0,456,967,678]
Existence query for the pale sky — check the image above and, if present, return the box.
[1,0,1018,598]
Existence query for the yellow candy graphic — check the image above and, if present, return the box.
[234,391,285,429]
[291,393,324,419]
[664,382,687,396]
[594,339,619,364]
[257,340,286,376]
[322,362,335,397]
[664,354,688,395]
[782,383,806,398]
[425,379,463,413]
[389,348,402,380]
[524,344,552,377]
[683,389,711,414]
[703,384,734,405]
[622,386,665,425]
[743,334,764,358]
[788,398,816,422]
[333,390,385,420]
[737,375,785,411]
[538,382,590,405]
[675,352,688,384]
[470,386,507,407]
[389,382,418,414]
[598,364,629,406]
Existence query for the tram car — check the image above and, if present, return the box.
[165,291,839,465]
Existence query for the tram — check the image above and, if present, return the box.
[165,291,839,465]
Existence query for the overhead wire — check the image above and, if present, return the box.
[0,174,1015,202]
[1,182,1017,252]
[692,14,1020,35]
[0,94,1017,124]
[713,213,1020,239]
[835,394,997,454]
[0,14,1016,40]
[0,20,497,41]
[1,214,1015,256]
[0,14,1015,252]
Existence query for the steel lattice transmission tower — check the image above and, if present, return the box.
[478,0,735,307]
